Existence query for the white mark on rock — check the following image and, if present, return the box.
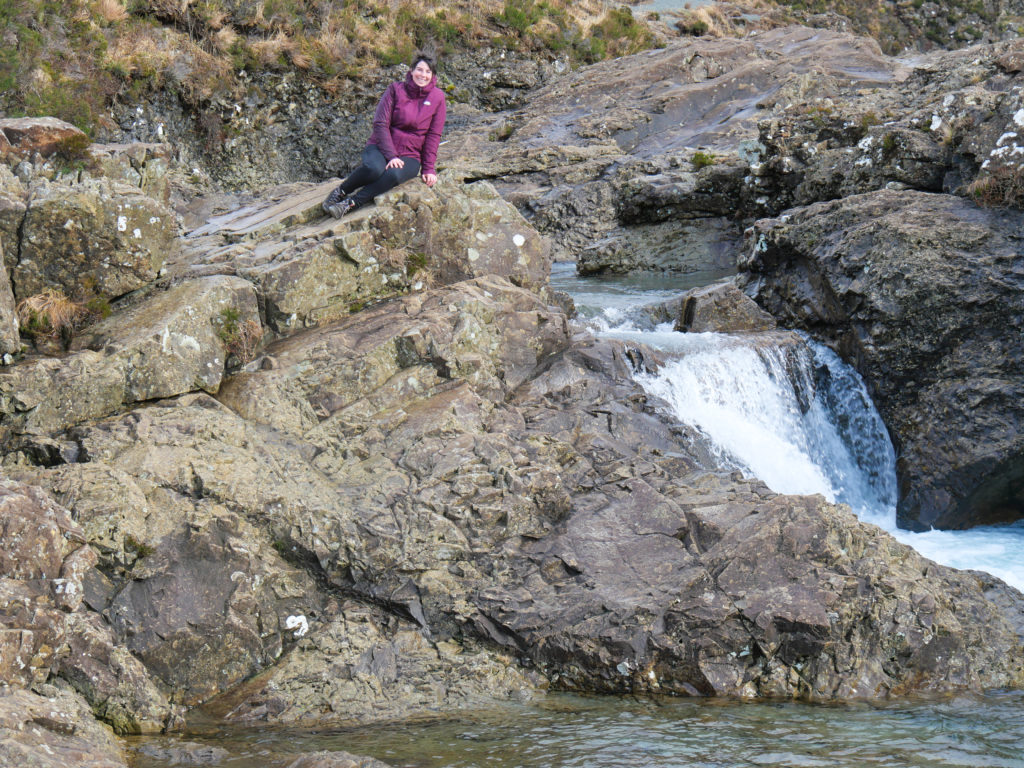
[117,216,128,232]
[1014,108,1024,127]
[930,115,942,132]
[285,614,309,637]
[997,131,1018,147]
[133,228,142,239]
[512,234,526,247]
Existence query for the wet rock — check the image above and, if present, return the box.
[103,508,325,707]
[135,740,229,765]
[675,280,777,332]
[0,685,127,768]
[215,602,538,728]
[739,189,1024,530]
[284,751,393,768]
[60,611,182,734]
[16,177,178,301]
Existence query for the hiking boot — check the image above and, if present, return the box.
[326,196,357,218]
[321,184,346,214]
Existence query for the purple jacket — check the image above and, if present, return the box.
[367,71,447,175]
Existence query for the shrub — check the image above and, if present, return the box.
[217,307,263,363]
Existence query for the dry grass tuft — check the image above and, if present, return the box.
[93,0,129,24]
[212,25,239,54]
[16,289,90,337]
[250,31,296,67]
[226,318,264,363]
[966,165,1024,209]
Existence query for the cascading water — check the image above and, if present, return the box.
[552,263,1024,592]
[631,332,896,519]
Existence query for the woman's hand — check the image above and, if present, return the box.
[422,172,437,187]
[386,157,405,170]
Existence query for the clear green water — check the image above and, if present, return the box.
[130,691,1024,767]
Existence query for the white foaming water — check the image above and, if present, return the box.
[575,294,1024,592]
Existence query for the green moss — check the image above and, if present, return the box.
[125,535,156,559]
[692,151,715,170]
[406,251,428,277]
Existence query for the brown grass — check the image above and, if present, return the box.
[966,165,1024,209]
[225,318,264,363]
[16,289,89,337]
[93,0,129,24]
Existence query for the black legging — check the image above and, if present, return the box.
[339,145,421,206]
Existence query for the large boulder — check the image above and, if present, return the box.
[0,117,85,159]
[369,176,552,295]
[0,275,259,448]
[675,280,778,333]
[16,177,178,301]
[179,176,552,335]
[738,189,1024,530]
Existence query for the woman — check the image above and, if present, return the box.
[323,54,447,217]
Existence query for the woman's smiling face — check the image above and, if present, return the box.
[411,61,433,87]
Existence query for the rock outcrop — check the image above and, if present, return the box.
[2,22,1024,766]
[443,26,907,272]
[0,685,127,768]
[739,189,1024,530]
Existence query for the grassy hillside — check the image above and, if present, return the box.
[0,0,658,136]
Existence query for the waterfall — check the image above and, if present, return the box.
[633,332,896,522]
[601,324,1024,592]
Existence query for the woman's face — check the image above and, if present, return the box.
[411,61,433,88]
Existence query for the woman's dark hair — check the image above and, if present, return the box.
[411,54,436,73]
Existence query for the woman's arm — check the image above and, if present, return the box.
[367,83,399,161]
[420,92,447,177]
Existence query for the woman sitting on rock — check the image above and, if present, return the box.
[323,54,446,217]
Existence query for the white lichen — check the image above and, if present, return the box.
[285,614,309,637]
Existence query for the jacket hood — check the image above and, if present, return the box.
[403,70,437,98]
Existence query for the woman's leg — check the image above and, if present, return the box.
[350,156,421,207]
[339,145,387,194]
